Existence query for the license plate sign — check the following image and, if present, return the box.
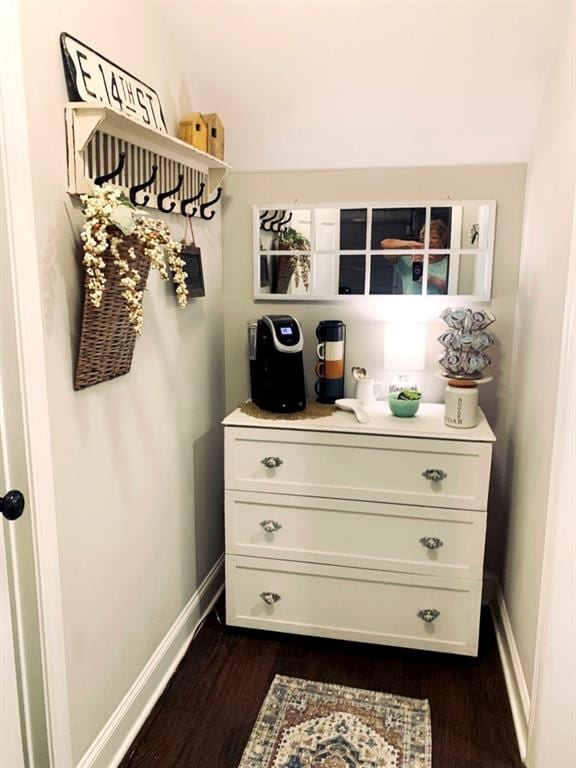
[60,33,167,133]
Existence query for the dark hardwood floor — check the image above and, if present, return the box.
[119,599,522,768]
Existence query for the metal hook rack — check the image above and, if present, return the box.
[65,103,230,215]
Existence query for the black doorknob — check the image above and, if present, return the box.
[1,490,25,521]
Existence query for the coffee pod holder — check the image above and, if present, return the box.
[436,307,495,428]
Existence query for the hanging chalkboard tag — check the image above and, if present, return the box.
[179,224,205,298]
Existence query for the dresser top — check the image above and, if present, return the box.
[223,402,496,442]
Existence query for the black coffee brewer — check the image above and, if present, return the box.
[248,314,306,413]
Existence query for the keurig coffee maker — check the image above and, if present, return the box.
[248,314,306,413]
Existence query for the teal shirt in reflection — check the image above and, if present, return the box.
[396,256,448,295]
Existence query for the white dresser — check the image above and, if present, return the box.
[223,403,495,656]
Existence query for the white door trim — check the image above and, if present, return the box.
[0,515,25,767]
[526,196,576,766]
[0,2,73,765]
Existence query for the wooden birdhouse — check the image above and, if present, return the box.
[178,113,208,153]
[202,113,224,160]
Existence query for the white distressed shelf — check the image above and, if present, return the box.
[65,102,230,212]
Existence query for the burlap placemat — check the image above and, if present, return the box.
[239,401,338,421]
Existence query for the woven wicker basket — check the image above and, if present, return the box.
[273,252,295,294]
[74,234,151,390]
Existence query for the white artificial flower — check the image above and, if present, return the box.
[109,205,136,236]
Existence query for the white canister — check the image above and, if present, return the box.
[444,383,479,428]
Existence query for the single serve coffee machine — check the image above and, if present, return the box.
[248,314,306,413]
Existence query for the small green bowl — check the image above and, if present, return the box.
[388,392,421,418]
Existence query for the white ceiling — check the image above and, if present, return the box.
[160,0,570,171]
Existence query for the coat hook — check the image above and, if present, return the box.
[129,164,158,207]
[94,151,126,187]
[180,181,206,217]
[272,211,292,233]
[199,187,222,220]
[259,210,278,229]
[157,173,184,213]
[267,211,289,233]
[263,211,285,232]
[277,211,293,232]
[264,210,290,232]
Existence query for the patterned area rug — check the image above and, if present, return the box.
[238,675,431,768]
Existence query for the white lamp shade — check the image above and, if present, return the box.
[384,322,426,372]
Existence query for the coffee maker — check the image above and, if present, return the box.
[248,315,306,413]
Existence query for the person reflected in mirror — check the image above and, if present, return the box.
[381,219,449,295]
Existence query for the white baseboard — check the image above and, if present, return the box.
[489,577,530,763]
[76,555,225,768]
[74,565,526,767]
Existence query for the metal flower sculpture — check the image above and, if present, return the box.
[438,307,495,379]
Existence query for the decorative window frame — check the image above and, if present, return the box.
[253,200,496,301]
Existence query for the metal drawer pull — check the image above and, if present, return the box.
[422,469,447,482]
[260,520,282,533]
[419,536,444,550]
[417,608,441,623]
[261,456,283,469]
[260,592,281,605]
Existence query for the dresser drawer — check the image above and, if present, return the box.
[226,555,482,656]
[225,427,492,510]
[225,491,486,579]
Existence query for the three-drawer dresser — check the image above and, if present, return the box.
[223,403,495,656]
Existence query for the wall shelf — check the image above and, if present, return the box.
[65,102,230,212]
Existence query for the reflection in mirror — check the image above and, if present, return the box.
[369,255,396,295]
[259,209,311,250]
[259,210,286,250]
[314,209,340,251]
[426,253,450,295]
[260,253,311,295]
[373,208,426,250]
[429,208,452,248]
[338,254,365,294]
[370,254,424,295]
[259,254,270,288]
[457,204,490,249]
[254,201,495,300]
[449,253,488,295]
[340,209,367,250]
[314,254,340,296]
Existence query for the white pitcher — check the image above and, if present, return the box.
[355,377,384,405]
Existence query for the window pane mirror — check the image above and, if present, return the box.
[254,201,496,300]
